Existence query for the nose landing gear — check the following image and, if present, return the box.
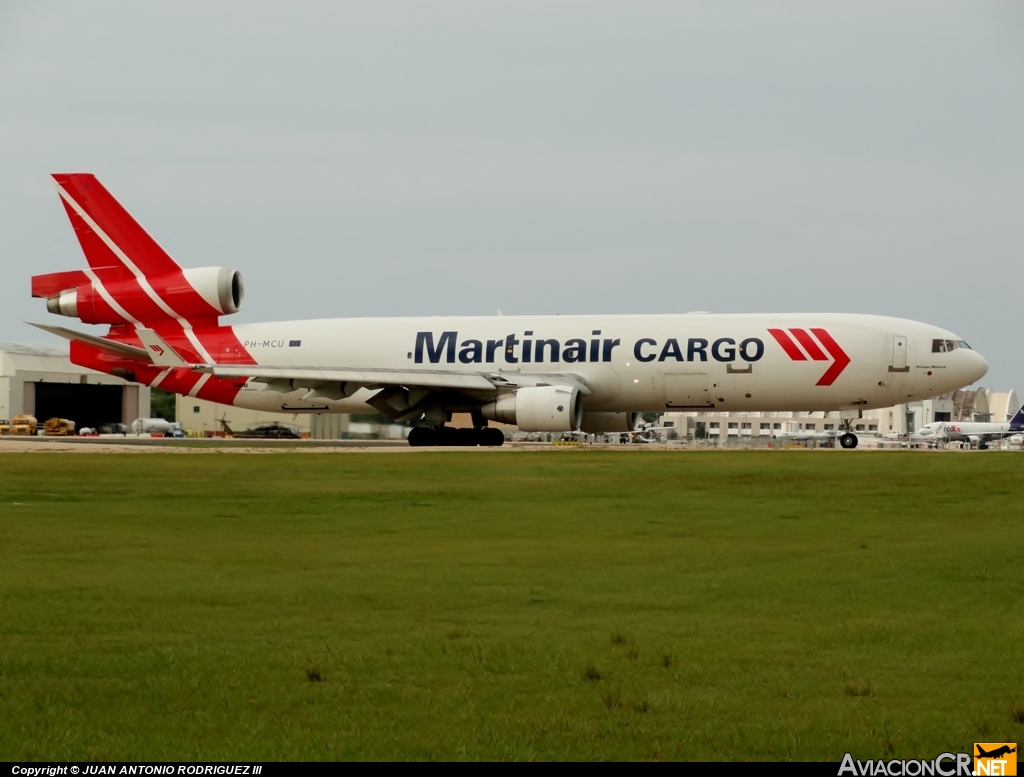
[838,419,859,449]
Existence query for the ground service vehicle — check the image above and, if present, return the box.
[43,417,76,436]
[131,418,183,435]
[10,415,37,436]
[31,174,988,448]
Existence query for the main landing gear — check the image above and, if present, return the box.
[408,426,505,447]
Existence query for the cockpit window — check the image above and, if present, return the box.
[933,339,970,353]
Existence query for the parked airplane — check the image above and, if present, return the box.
[774,429,842,444]
[618,421,674,443]
[915,405,1024,449]
[30,174,988,447]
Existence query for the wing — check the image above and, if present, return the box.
[204,364,499,390]
[196,364,591,421]
[32,323,591,421]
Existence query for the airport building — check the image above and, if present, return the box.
[661,409,880,440]
[0,341,150,430]
[177,396,417,439]
[662,387,1019,441]
[175,394,315,437]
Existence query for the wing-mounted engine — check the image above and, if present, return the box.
[33,266,243,326]
[481,385,583,432]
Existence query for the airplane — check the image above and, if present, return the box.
[29,174,989,448]
[563,416,671,443]
[914,405,1024,449]
[773,428,842,444]
[976,745,1016,759]
[615,420,674,443]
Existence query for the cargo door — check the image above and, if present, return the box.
[889,335,909,372]
[663,372,714,408]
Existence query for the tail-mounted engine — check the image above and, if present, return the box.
[33,266,244,326]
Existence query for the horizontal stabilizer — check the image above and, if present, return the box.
[31,269,89,299]
[28,322,152,362]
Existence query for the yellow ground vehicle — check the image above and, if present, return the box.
[43,417,76,436]
[11,414,37,435]
[0,419,10,435]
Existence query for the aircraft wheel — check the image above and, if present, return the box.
[978,441,989,450]
[435,426,459,446]
[839,433,858,449]
[438,427,477,446]
[408,426,435,447]
[412,426,504,447]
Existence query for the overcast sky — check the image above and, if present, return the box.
[1,2,1022,394]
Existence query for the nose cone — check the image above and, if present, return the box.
[965,350,988,385]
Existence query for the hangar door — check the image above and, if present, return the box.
[34,382,124,431]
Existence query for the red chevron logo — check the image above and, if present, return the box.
[767,327,851,386]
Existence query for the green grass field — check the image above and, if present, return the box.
[1,450,1022,761]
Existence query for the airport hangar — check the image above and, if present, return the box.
[0,341,321,437]
[0,341,333,437]
[0,342,150,429]
[0,340,356,439]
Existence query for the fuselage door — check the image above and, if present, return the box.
[663,372,714,408]
[890,335,909,372]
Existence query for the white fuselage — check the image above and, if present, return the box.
[917,421,1013,442]
[226,312,987,415]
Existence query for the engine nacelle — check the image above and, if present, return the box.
[180,267,245,316]
[580,412,641,434]
[481,385,583,432]
[41,267,243,325]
